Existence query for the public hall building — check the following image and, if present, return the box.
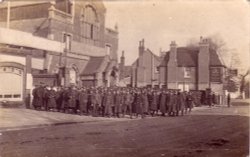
[0,0,119,103]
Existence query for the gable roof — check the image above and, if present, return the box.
[131,48,161,67]
[159,47,225,67]
[81,56,106,75]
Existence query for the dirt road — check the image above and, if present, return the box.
[0,105,249,157]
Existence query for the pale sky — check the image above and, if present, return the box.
[104,0,250,72]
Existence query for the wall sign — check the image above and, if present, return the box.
[210,67,222,83]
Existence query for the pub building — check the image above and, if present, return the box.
[128,37,226,103]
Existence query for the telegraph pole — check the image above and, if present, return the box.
[6,0,10,29]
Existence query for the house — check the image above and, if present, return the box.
[159,37,226,95]
[130,39,163,87]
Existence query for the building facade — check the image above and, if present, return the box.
[159,37,226,94]
[130,39,163,87]
[127,37,226,95]
[0,0,118,103]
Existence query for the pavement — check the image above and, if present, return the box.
[0,99,249,132]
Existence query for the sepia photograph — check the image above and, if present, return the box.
[0,0,249,156]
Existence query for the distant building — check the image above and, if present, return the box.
[159,37,226,94]
[0,0,118,103]
[131,39,163,87]
[127,37,226,95]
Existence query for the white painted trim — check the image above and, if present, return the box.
[0,28,65,53]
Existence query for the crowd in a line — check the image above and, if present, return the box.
[30,84,217,119]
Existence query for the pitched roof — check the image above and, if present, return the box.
[131,48,161,67]
[81,56,106,75]
[177,47,198,67]
[159,47,224,67]
[209,49,224,67]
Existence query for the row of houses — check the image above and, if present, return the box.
[119,38,226,95]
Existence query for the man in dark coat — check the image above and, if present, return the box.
[149,91,158,117]
[176,92,185,116]
[55,86,63,112]
[47,86,57,111]
[122,90,134,118]
[65,86,78,114]
[227,93,231,107]
[103,90,113,117]
[132,90,143,118]
[159,91,167,116]
[141,90,149,118]
[186,92,194,113]
[32,84,45,110]
[168,91,177,116]
[92,90,102,117]
[114,90,123,118]
[78,88,88,115]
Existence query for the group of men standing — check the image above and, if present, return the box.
[32,85,197,119]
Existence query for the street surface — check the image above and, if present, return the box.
[0,104,249,157]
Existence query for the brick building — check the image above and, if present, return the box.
[0,0,118,103]
[130,39,163,87]
[124,37,226,95]
[159,38,226,94]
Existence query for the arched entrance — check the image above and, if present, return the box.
[0,62,24,101]
[69,65,78,85]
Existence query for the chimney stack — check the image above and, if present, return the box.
[198,36,210,90]
[139,38,145,56]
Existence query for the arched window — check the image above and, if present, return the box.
[81,5,99,42]
[84,6,97,24]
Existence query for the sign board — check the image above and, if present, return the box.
[210,68,222,83]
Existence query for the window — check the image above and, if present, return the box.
[81,6,99,41]
[155,67,159,73]
[184,67,191,78]
[55,0,73,15]
[106,45,111,56]
[63,33,72,51]
[13,94,21,98]
[66,0,72,14]
[4,95,12,98]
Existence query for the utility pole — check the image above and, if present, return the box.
[6,1,10,29]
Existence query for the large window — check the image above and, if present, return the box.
[81,6,99,41]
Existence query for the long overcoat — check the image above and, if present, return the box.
[150,93,158,111]
[141,94,149,113]
[66,89,77,108]
[177,93,185,111]
[114,93,122,113]
[169,94,177,113]
[78,91,89,112]
[159,93,167,113]
[47,89,57,108]
[103,93,113,115]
